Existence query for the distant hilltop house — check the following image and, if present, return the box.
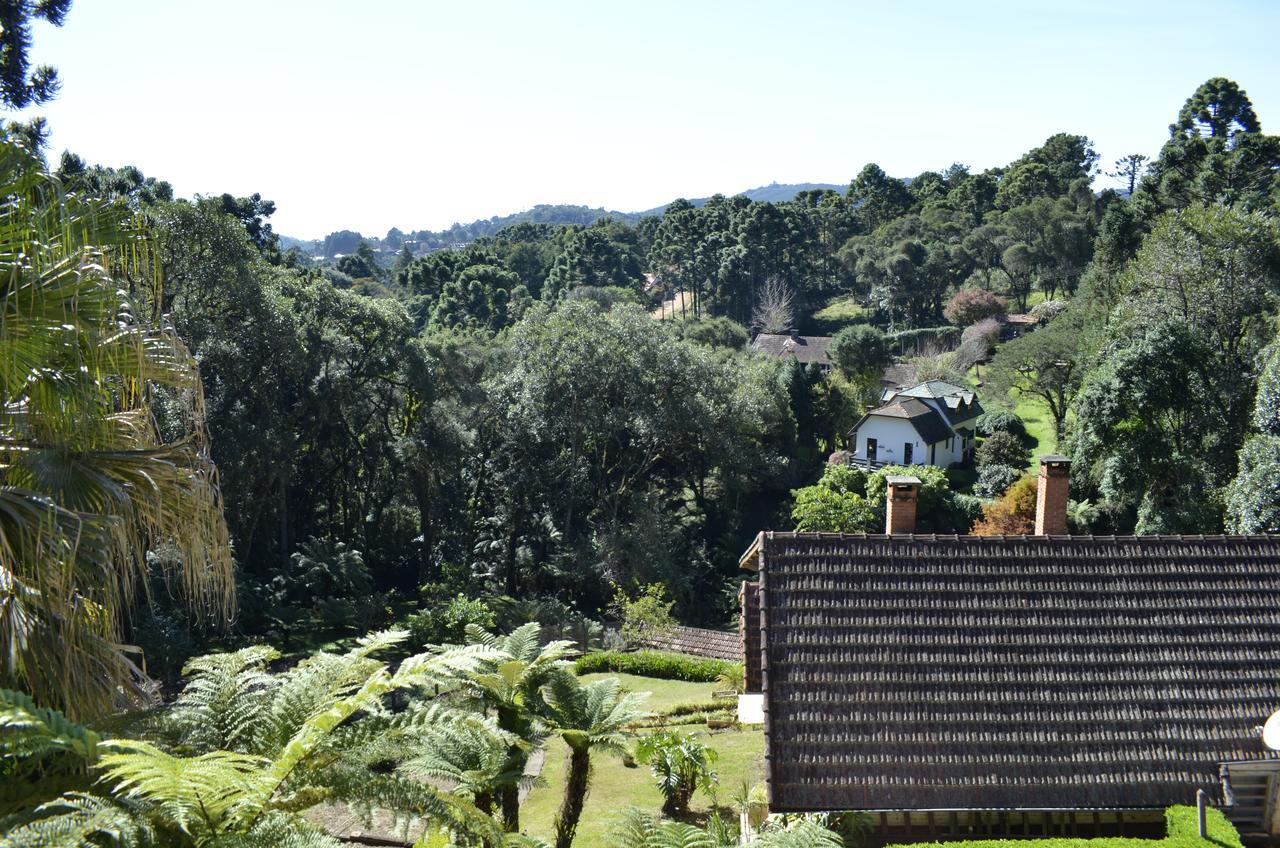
[750,332,833,372]
[848,379,982,468]
[738,459,1280,841]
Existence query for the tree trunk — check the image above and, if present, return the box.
[500,778,521,832]
[554,746,591,848]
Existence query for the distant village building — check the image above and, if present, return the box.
[848,380,982,468]
[738,461,1280,840]
[998,312,1039,340]
[750,333,833,372]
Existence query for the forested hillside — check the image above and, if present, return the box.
[1,71,1276,700]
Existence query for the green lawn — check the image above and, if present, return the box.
[812,295,868,324]
[576,672,719,714]
[520,675,765,848]
[1012,391,1058,468]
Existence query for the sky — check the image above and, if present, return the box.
[17,0,1280,239]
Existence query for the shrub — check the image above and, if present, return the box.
[944,288,1007,326]
[961,317,1002,351]
[674,317,750,350]
[976,431,1027,470]
[575,650,738,682]
[615,584,677,644]
[976,410,1028,440]
[831,324,890,380]
[971,476,1038,535]
[1029,298,1068,322]
[635,730,719,817]
[406,593,495,648]
[887,326,962,356]
[886,804,1242,848]
[250,537,383,636]
[975,464,1022,499]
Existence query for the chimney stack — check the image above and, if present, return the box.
[1034,455,1072,535]
[885,475,921,534]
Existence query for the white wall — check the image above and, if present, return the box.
[851,416,960,468]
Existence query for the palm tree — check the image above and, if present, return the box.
[0,139,234,718]
[541,675,650,848]
[448,622,577,831]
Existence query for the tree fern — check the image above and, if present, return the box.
[0,792,155,848]
[0,689,101,814]
[167,645,280,751]
[610,808,722,848]
[98,739,271,837]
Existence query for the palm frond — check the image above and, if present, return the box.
[0,140,234,719]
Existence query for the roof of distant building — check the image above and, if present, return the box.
[751,333,834,367]
[880,363,919,388]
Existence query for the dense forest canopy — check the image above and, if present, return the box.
[29,77,1273,642]
[0,66,1277,714]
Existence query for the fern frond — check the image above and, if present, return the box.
[751,820,844,848]
[610,807,722,848]
[167,645,280,751]
[254,650,384,754]
[201,811,346,848]
[0,792,154,848]
[306,763,504,847]
[98,739,271,837]
[0,689,101,814]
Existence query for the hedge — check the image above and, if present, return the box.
[887,326,962,355]
[575,649,739,682]
[887,806,1241,848]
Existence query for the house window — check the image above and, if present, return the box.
[903,443,913,464]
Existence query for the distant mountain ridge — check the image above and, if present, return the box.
[283,181,848,256]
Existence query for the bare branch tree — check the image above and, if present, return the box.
[752,276,795,334]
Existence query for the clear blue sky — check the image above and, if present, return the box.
[18,0,1280,239]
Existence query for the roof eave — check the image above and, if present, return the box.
[738,530,765,571]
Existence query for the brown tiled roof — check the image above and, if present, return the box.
[752,333,833,367]
[880,363,919,388]
[854,397,953,445]
[748,532,1280,812]
[633,625,740,661]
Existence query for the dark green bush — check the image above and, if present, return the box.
[575,650,739,682]
[887,326,961,355]
[406,593,495,648]
[976,430,1027,469]
[976,465,1022,499]
[976,410,1028,440]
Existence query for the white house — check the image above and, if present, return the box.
[848,380,983,468]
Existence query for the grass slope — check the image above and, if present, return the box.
[520,674,764,848]
[1012,391,1058,468]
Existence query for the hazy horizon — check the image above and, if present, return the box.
[15,0,1280,239]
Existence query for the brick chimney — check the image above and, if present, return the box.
[1034,455,1072,535]
[885,475,921,534]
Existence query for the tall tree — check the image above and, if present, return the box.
[1107,153,1150,194]
[0,0,70,109]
